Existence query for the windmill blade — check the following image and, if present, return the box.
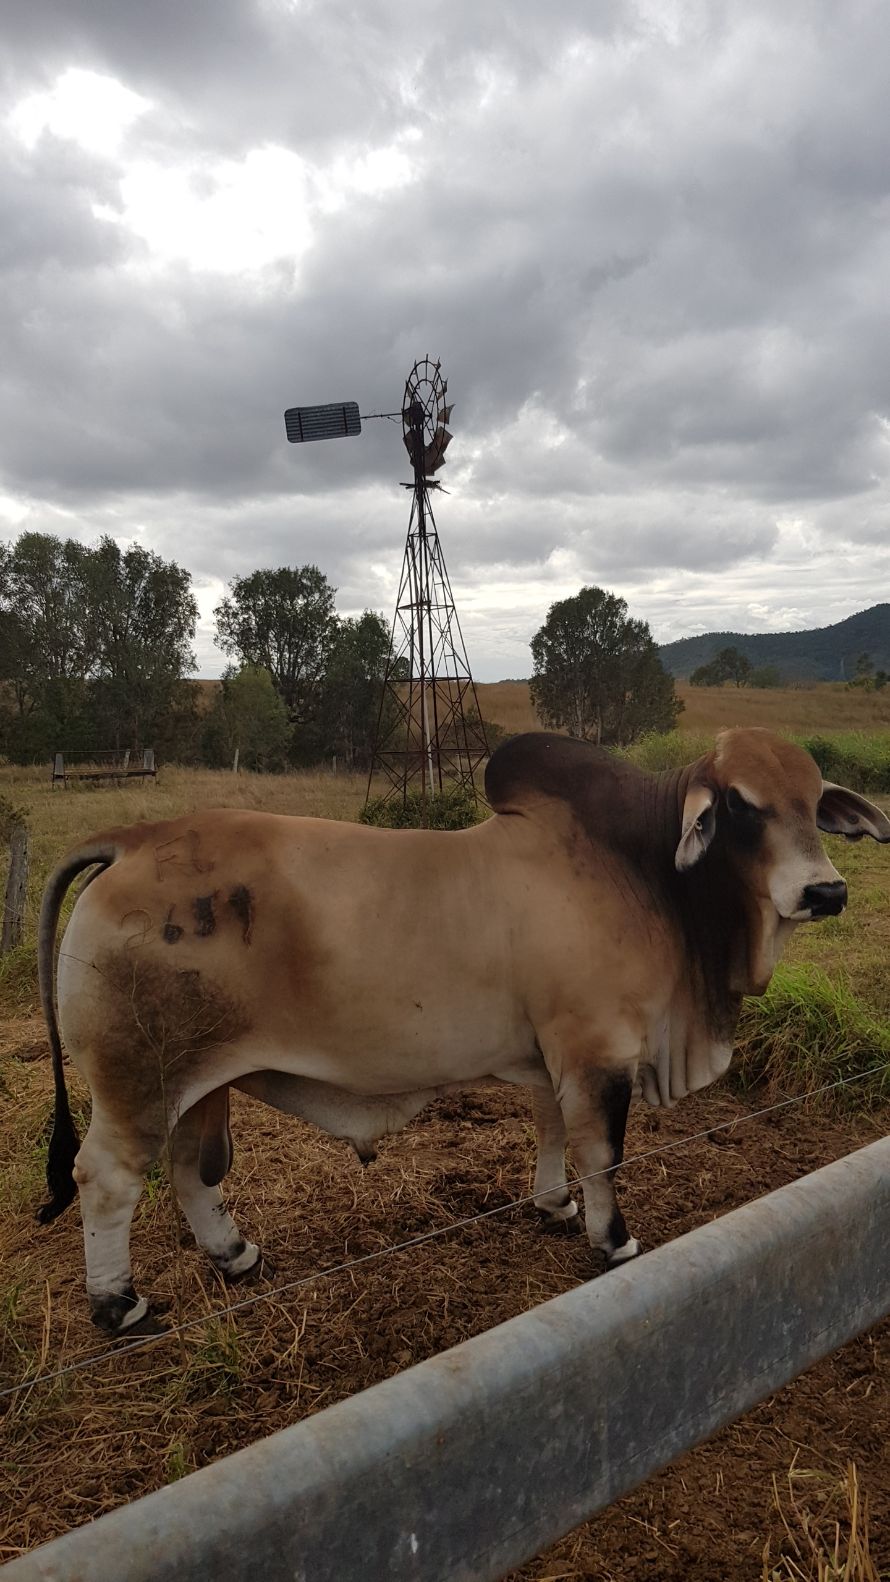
[284,402,361,443]
[425,427,453,473]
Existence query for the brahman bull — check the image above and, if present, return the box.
[36,727,889,1333]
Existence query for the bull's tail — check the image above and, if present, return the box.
[36,841,119,1224]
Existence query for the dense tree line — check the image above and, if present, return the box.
[210,569,392,768]
[0,532,198,762]
[0,533,393,769]
[2,533,680,773]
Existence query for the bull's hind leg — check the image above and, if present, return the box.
[549,1063,639,1268]
[169,1094,261,1281]
[530,1085,580,1231]
[73,1108,161,1334]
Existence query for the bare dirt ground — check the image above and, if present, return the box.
[1,1019,887,1580]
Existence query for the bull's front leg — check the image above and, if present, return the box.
[540,1041,640,1267]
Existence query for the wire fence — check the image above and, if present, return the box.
[2,1061,886,1406]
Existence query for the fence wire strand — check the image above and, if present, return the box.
[1,1061,887,1404]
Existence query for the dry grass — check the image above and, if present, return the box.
[1,1058,888,1575]
[476,681,890,738]
[676,683,890,734]
[476,680,542,735]
[763,1459,879,1582]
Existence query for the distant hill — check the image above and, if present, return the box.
[658,604,890,682]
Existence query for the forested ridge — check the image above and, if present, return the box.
[658,605,890,681]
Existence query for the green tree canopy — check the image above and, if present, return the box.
[530,586,681,746]
[690,646,753,688]
[749,664,782,689]
[80,538,197,747]
[213,566,338,726]
[0,532,93,713]
[848,652,876,690]
[203,666,293,772]
[0,531,196,760]
[316,610,391,769]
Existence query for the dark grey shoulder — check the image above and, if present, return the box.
[485,732,635,813]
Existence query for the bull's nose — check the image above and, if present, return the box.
[802,880,848,918]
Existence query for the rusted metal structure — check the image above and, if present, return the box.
[368,359,489,809]
[283,359,489,813]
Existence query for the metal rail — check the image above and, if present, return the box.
[5,1137,889,1582]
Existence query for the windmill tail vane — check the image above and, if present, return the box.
[284,356,489,810]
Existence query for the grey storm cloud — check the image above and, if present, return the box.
[1,0,890,678]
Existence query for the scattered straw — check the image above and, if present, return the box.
[763,1457,879,1582]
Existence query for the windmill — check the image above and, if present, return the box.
[284,357,489,810]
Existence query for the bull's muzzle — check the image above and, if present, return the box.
[801,879,848,918]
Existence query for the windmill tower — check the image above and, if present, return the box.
[368,357,488,808]
[284,356,489,812]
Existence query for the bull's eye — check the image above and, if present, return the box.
[726,786,757,819]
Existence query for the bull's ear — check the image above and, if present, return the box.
[817,783,890,843]
[675,782,718,871]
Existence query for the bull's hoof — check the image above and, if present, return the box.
[605,1237,642,1269]
[117,1308,169,1339]
[89,1288,159,1336]
[215,1245,272,1285]
[536,1199,582,1235]
[538,1210,583,1236]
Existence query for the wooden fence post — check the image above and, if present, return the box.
[2,823,30,954]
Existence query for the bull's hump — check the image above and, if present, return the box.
[485,732,634,815]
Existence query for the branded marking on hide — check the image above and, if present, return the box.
[121,909,154,949]
[192,894,218,938]
[154,830,214,884]
[227,885,254,945]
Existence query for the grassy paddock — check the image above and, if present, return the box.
[476,681,890,790]
[621,727,890,791]
[674,680,890,734]
[476,680,890,740]
[734,963,890,1111]
[799,732,890,793]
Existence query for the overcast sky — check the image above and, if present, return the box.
[2,2,889,678]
